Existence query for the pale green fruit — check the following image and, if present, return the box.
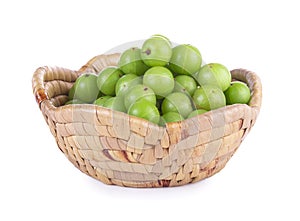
[194,63,231,91]
[169,44,202,75]
[193,85,226,111]
[118,47,149,76]
[97,67,123,96]
[141,36,172,67]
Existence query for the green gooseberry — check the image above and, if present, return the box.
[174,75,197,96]
[73,73,99,103]
[169,44,202,75]
[94,95,112,106]
[97,67,123,96]
[193,85,226,111]
[124,84,156,110]
[143,66,174,98]
[118,47,149,76]
[187,109,208,118]
[161,92,194,118]
[194,63,231,92]
[115,74,142,97]
[103,96,126,113]
[141,36,172,67]
[128,99,160,124]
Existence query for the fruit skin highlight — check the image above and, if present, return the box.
[224,81,251,105]
[141,36,172,67]
[151,34,172,48]
[128,100,160,124]
[169,44,202,75]
[193,85,226,111]
[143,66,174,98]
[194,63,231,91]
[118,47,149,76]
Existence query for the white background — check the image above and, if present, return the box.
[1,0,299,220]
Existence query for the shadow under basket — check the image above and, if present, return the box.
[32,53,262,188]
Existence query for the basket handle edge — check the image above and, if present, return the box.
[231,68,262,109]
[32,66,79,109]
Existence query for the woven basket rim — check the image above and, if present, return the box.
[44,99,254,126]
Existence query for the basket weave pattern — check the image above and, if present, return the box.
[32,53,262,187]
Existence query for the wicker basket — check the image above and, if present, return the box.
[32,53,262,188]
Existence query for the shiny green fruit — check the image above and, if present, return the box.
[174,75,197,96]
[194,63,231,91]
[73,74,99,103]
[97,67,123,96]
[193,85,226,111]
[118,47,149,76]
[128,100,160,124]
[141,36,172,67]
[115,74,142,97]
[143,66,174,98]
[93,95,112,106]
[187,109,207,118]
[161,92,194,118]
[103,96,126,113]
[169,44,202,75]
[160,112,184,126]
[224,81,251,105]
[124,84,156,110]
[151,34,172,47]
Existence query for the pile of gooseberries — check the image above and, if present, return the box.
[66,34,251,126]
